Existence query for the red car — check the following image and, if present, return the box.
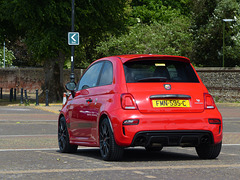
[58,54,222,161]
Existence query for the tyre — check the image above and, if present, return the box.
[195,142,222,159]
[99,118,124,161]
[58,117,78,153]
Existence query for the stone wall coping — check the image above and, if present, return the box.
[196,67,240,72]
[1,67,240,71]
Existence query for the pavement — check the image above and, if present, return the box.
[32,104,63,114]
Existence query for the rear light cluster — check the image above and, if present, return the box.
[122,119,140,136]
[123,119,139,125]
[208,119,221,124]
[204,93,215,109]
[208,118,222,134]
[121,93,138,110]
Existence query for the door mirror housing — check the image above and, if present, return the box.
[65,82,76,97]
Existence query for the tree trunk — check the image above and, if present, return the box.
[41,52,65,103]
[58,51,65,88]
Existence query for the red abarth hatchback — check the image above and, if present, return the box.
[58,54,222,161]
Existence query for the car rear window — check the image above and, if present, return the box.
[123,60,199,83]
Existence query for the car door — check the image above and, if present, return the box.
[69,61,104,141]
[87,61,114,141]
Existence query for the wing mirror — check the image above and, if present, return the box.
[65,82,76,97]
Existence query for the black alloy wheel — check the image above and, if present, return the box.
[99,118,124,161]
[58,117,78,153]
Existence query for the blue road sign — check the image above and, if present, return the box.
[68,32,79,45]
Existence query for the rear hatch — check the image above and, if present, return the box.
[123,58,205,113]
[126,83,204,113]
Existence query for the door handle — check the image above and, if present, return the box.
[86,98,93,103]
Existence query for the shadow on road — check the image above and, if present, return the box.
[57,147,200,162]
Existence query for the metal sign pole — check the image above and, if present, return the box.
[222,21,225,67]
[70,0,75,82]
[3,38,5,68]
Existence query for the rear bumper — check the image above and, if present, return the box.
[131,130,214,147]
[109,108,222,147]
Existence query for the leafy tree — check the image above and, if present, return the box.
[129,0,191,25]
[96,16,192,57]
[74,0,129,67]
[0,45,15,67]
[0,0,129,101]
[190,0,240,67]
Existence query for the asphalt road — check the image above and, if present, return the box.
[0,104,239,180]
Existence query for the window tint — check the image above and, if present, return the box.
[98,61,113,86]
[78,62,103,90]
[123,60,199,83]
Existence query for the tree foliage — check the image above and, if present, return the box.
[96,16,192,57]
[97,0,192,58]
[0,45,15,68]
[0,0,129,101]
[1,0,240,102]
[190,0,240,67]
[97,0,240,67]
[74,0,129,67]
[129,0,190,25]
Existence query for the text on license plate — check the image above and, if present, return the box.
[152,99,190,108]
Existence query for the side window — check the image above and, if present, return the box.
[98,61,113,86]
[78,62,103,90]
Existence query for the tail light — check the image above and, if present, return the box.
[209,118,222,134]
[123,119,139,125]
[208,119,221,124]
[121,93,138,110]
[204,93,215,109]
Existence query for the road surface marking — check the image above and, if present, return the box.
[0,144,239,152]
[0,120,57,122]
[0,148,58,152]
[0,134,56,138]
[133,171,145,175]
[145,175,157,179]
[1,164,240,175]
[223,144,240,146]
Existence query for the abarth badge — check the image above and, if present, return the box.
[164,84,171,90]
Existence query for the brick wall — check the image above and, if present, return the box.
[0,68,84,93]
[0,67,240,102]
[196,67,240,102]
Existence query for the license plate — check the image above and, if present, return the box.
[152,99,190,108]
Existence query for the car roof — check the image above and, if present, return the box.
[113,54,190,64]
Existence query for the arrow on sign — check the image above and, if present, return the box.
[68,32,79,45]
[71,34,76,42]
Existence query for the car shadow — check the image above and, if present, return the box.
[122,148,199,162]
[61,147,200,162]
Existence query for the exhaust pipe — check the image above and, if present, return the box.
[200,136,209,144]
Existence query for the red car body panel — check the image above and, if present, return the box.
[59,54,222,149]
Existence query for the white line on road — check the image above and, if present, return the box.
[222,144,240,146]
[0,120,57,122]
[0,144,239,152]
[0,108,31,111]
[0,134,56,138]
[1,164,240,175]
[223,132,240,134]
[0,148,59,152]
[223,121,240,122]
[0,147,98,152]
[223,117,240,120]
